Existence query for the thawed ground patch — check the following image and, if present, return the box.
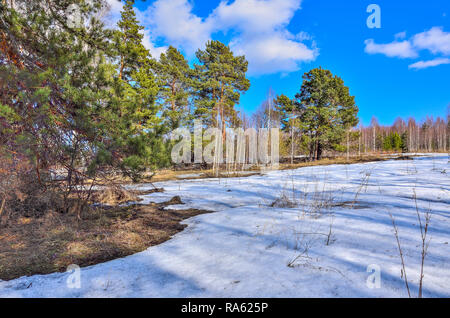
[1,154,449,297]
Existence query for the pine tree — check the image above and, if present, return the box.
[382,132,403,152]
[0,0,169,196]
[294,67,359,160]
[274,94,296,132]
[109,0,168,181]
[114,0,148,81]
[275,94,299,163]
[391,132,402,151]
[401,132,408,152]
[155,45,193,130]
[383,135,393,151]
[0,0,112,188]
[194,40,250,139]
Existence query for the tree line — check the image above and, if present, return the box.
[251,98,449,161]
[359,115,450,153]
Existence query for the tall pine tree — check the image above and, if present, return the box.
[292,68,358,160]
[154,45,193,130]
[109,0,168,181]
[194,40,250,139]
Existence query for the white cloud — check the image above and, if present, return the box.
[210,0,316,75]
[408,58,450,70]
[364,39,418,58]
[394,31,407,40]
[210,0,301,35]
[364,27,450,70]
[140,0,213,55]
[230,32,318,75]
[115,0,317,75]
[103,0,123,28]
[412,27,450,55]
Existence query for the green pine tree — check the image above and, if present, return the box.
[391,132,402,151]
[293,67,359,160]
[274,94,296,132]
[109,0,168,181]
[0,0,112,188]
[155,45,193,130]
[383,135,393,151]
[401,132,408,152]
[194,40,250,138]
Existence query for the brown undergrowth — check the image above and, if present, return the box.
[0,194,210,281]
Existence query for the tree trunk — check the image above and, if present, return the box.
[171,82,176,111]
[373,126,376,152]
[291,124,294,164]
[118,56,124,80]
[316,141,322,160]
[359,126,361,156]
[346,130,350,160]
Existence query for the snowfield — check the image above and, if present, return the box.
[1,154,449,297]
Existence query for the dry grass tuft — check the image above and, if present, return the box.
[89,187,140,206]
[271,194,297,208]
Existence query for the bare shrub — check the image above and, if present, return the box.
[307,187,335,216]
[269,173,338,217]
[413,189,431,298]
[0,154,68,225]
[350,169,372,208]
[389,212,411,298]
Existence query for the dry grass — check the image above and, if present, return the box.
[86,187,164,206]
[117,169,262,183]
[279,155,398,171]
[88,187,141,206]
[81,154,411,186]
[0,198,210,281]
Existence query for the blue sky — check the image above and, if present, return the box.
[106,0,449,126]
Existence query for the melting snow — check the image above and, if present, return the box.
[1,154,449,297]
